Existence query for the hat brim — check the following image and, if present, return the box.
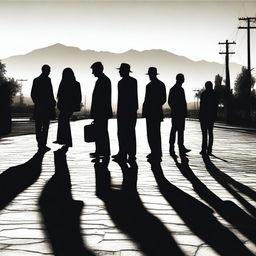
[117,68,132,72]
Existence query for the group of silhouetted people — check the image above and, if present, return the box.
[31,63,218,161]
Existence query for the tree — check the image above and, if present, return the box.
[234,67,256,124]
[0,61,20,135]
[214,74,226,106]
[234,67,255,98]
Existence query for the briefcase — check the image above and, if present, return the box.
[84,122,95,142]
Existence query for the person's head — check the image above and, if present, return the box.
[61,67,76,83]
[176,73,185,85]
[91,62,104,77]
[117,63,132,78]
[205,81,213,90]
[146,67,158,81]
[41,64,51,76]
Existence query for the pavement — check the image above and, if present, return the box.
[0,119,256,256]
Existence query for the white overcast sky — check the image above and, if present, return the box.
[0,0,256,67]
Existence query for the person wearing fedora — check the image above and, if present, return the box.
[168,73,191,156]
[142,67,166,161]
[90,62,113,160]
[112,63,138,162]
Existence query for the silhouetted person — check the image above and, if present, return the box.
[168,73,190,156]
[142,67,166,161]
[0,82,11,136]
[199,81,218,155]
[31,64,56,152]
[90,62,112,159]
[54,68,81,151]
[113,63,138,162]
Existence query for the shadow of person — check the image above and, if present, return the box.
[39,149,95,256]
[173,155,256,245]
[149,159,255,256]
[94,159,186,256]
[0,150,45,210]
[202,155,256,218]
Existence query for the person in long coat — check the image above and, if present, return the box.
[199,81,218,155]
[31,64,56,151]
[90,62,113,159]
[168,73,190,156]
[142,67,166,161]
[112,63,138,162]
[54,68,81,151]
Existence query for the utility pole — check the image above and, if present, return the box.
[17,79,28,106]
[238,17,256,72]
[219,40,235,123]
[238,17,256,124]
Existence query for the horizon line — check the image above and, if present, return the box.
[1,42,243,67]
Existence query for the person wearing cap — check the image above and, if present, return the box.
[31,64,56,152]
[168,73,191,156]
[142,67,166,161]
[90,62,113,160]
[112,63,138,162]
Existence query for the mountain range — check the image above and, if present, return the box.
[3,43,242,109]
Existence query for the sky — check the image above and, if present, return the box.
[0,0,256,67]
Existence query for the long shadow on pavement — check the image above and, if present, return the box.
[39,149,95,256]
[0,150,45,210]
[148,159,254,256]
[94,159,186,256]
[172,155,256,245]
[203,155,256,218]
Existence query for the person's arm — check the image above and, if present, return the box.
[49,78,56,107]
[31,79,37,103]
[161,82,167,106]
[168,89,172,108]
[135,79,138,111]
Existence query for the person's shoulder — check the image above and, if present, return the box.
[99,74,110,83]
[129,76,137,83]
[157,79,165,87]
[169,84,176,92]
[103,74,111,83]
[33,76,40,82]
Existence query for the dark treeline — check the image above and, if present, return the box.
[193,68,256,126]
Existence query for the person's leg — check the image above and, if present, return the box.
[208,123,214,155]
[155,121,162,157]
[177,129,184,151]
[146,118,153,155]
[97,118,110,157]
[116,117,127,158]
[169,119,176,153]
[57,111,72,146]
[41,120,50,147]
[200,122,207,154]
[127,116,137,160]
[35,119,43,148]
[65,112,73,147]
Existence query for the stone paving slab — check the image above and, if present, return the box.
[0,119,256,256]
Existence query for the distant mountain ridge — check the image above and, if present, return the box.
[3,43,242,108]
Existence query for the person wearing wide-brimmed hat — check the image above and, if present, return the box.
[112,63,138,162]
[142,67,166,161]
